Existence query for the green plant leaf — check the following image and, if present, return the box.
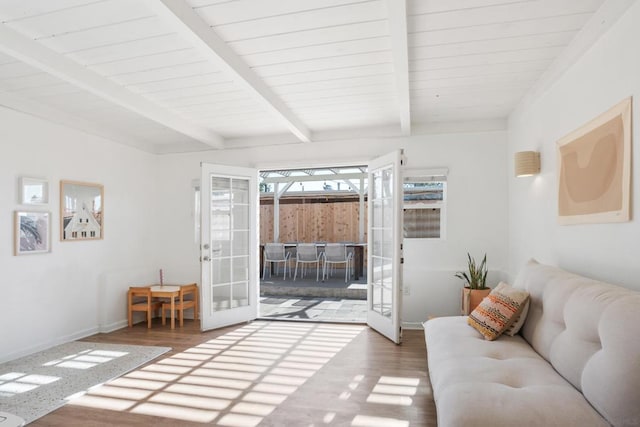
[454,252,488,289]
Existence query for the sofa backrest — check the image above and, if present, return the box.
[514,259,640,427]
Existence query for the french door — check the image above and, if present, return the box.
[200,163,259,331]
[367,150,403,343]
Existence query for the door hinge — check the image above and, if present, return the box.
[400,257,404,264]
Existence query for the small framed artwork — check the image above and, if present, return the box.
[19,177,49,205]
[14,211,51,255]
[60,180,104,241]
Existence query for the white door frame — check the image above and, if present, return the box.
[366,150,403,343]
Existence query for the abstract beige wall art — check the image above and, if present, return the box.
[557,97,632,225]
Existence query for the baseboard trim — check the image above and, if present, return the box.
[402,321,424,330]
[0,326,100,364]
[100,319,128,333]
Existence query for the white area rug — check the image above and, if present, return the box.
[0,341,170,424]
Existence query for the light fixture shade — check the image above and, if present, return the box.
[514,151,540,177]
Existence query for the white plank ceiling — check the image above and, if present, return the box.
[0,0,628,152]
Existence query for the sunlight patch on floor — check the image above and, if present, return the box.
[68,394,136,411]
[87,384,153,401]
[365,376,418,407]
[329,373,419,425]
[131,402,218,423]
[217,412,263,427]
[0,373,60,397]
[351,414,410,427]
[68,321,365,425]
[43,349,128,370]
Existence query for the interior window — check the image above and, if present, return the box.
[403,172,447,239]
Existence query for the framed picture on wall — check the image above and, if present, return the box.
[19,177,49,205]
[14,211,51,255]
[60,180,104,241]
[557,97,632,225]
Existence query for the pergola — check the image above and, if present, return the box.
[259,166,368,243]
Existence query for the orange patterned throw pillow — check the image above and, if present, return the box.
[467,282,530,340]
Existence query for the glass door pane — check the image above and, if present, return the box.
[201,163,258,331]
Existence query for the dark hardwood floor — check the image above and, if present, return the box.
[31,320,436,426]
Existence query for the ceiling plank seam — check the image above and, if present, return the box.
[0,23,224,150]
[0,89,156,152]
[147,0,312,143]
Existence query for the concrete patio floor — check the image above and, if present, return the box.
[259,296,367,323]
[259,266,367,322]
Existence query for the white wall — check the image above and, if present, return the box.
[155,131,509,327]
[507,2,640,290]
[0,107,159,363]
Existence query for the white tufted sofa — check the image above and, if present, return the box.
[424,259,640,427]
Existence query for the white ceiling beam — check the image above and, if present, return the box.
[387,0,411,136]
[148,0,312,143]
[0,24,224,150]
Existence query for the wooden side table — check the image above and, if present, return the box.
[149,285,181,329]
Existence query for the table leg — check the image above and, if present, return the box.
[180,300,184,327]
[171,298,175,329]
[195,288,200,320]
[353,246,364,280]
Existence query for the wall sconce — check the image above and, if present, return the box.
[514,151,540,177]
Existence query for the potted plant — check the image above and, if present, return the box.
[455,253,491,315]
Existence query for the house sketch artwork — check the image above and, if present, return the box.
[64,202,101,239]
[61,181,103,240]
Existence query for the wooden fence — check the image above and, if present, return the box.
[260,195,367,244]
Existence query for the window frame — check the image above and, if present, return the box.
[402,169,448,240]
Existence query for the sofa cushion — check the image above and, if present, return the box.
[514,259,640,427]
[425,316,609,427]
[467,282,529,340]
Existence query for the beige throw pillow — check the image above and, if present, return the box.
[503,298,530,336]
[468,281,530,341]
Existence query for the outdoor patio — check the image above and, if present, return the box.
[258,166,369,323]
[259,296,367,323]
[261,265,366,297]
[259,266,367,322]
